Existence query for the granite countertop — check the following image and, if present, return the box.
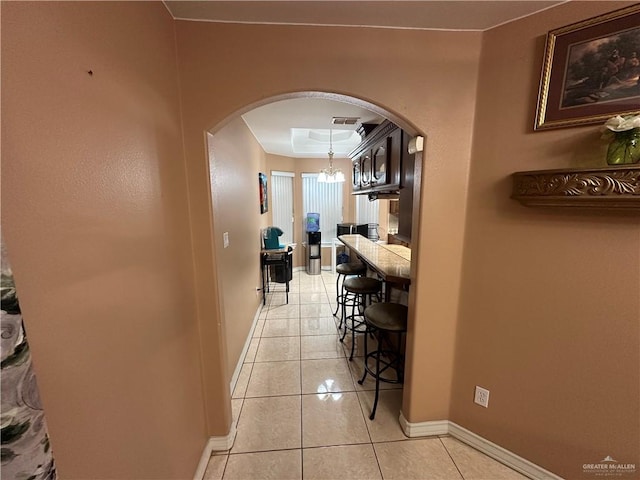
[338,235,411,284]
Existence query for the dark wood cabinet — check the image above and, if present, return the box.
[349,120,403,194]
[397,133,414,243]
[350,120,414,245]
[360,152,372,188]
[372,137,388,186]
[352,158,361,191]
[387,128,402,189]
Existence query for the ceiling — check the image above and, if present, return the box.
[164,1,564,31]
[164,1,565,158]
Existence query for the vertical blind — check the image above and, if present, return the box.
[270,171,294,245]
[356,194,379,227]
[302,173,343,241]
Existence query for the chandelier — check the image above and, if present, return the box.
[317,128,345,183]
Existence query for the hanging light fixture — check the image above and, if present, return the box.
[317,127,345,183]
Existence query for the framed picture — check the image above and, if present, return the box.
[259,172,268,214]
[535,4,640,130]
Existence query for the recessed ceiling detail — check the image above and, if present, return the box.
[241,98,383,158]
[291,128,361,155]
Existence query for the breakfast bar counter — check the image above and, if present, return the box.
[338,234,411,286]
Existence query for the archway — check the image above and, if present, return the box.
[201,91,424,444]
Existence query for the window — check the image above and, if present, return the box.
[302,173,343,242]
[270,171,294,245]
[356,194,379,226]
[355,194,380,241]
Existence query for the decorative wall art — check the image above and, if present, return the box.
[535,4,640,130]
[1,240,57,480]
[259,172,268,214]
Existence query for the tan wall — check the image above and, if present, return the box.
[1,2,206,478]
[207,118,268,380]
[175,20,481,436]
[6,3,630,478]
[451,2,640,478]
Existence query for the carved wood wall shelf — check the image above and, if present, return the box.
[511,165,640,210]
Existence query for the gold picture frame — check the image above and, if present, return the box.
[534,4,640,131]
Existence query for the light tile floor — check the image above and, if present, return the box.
[204,269,529,480]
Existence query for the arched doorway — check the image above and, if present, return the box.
[200,91,423,447]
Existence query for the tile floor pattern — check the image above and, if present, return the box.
[204,270,529,480]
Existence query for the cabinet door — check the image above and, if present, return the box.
[360,151,372,188]
[352,158,361,191]
[388,128,402,188]
[372,137,389,186]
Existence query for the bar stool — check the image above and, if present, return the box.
[340,276,381,361]
[358,302,408,420]
[333,262,367,323]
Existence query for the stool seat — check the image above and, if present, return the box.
[343,276,381,294]
[363,303,408,332]
[336,262,367,276]
[359,302,408,420]
[340,276,381,361]
[333,262,368,322]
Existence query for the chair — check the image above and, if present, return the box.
[339,276,381,361]
[358,302,408,420]
[333,262,367,324]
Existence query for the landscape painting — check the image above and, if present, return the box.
[535,5,640,130]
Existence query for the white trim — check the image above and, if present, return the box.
[398,414,563,480]
[399,411,449,436]
[271,170,295,177]
[170,17,487,33]
[448,423,563,480]
[229,305,262,393]
[193,424,237,480]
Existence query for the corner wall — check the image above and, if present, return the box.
[175,21,482,433]
[452,2,640,478]
[1,3,206,478]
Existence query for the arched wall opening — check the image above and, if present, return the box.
[175,21,480,438]
[200,90,424,437]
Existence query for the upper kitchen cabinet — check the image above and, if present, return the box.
[352,158,361,192]
[349,120,404,194]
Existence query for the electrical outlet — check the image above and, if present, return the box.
[223,232,229,248]
[474,386,490,408]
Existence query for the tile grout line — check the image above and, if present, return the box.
[327,271,385,480]
[298,297,304,480]
[438,436,466,480]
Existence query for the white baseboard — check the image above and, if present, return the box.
[448,423,562,480]
[196,303,258,480]
[398,413,563,480]
[229,305,262,394]
[193,420,237,480]
[399,412,449,436]
[193,423,237,480]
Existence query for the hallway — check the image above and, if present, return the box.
[203,269,527,480]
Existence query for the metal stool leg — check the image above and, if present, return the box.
[333,272,342,317]
[370,346,382,420]
[339,289,351,343]
[358,325,372,385]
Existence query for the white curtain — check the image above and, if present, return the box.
[270,171,294,245]
[302,173,343,242]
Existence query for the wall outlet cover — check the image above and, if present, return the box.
[474,386,490,408]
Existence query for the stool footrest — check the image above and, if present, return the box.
[361,350,404,385]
